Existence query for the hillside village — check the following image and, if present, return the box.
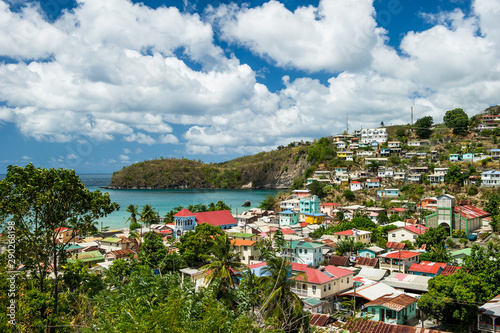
[7,109,499,332]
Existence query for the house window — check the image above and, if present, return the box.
[347,277,349,284]
[392,234,396,237]
[324,285,326,292]
[413,235,417,239]
[299,249,302,253]
[312,286,316,294]
[328,284,331,290]
[305,249,308,254]
[244,246,248,251]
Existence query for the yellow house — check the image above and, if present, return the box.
[332,229,372,245]
[304,213,326,224]
[231,239,261,265]
[291,264,354,304]
[337,152,347,159]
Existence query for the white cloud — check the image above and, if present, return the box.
[159,134,179,144]
[0,0,499,158]
[211,0,379,72]
[119,154,130,162]
[123,132,156,145]
[21,155,31,160]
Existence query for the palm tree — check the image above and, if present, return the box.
[201,234,244,308]
[140,204,156,232]
[258,255,309,332]
[125,204,139,228]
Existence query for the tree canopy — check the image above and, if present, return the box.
[444,108,469,135]
[414,116,434,139]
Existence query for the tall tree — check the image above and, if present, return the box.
[125,204,140,230]
[140,204,157,231]
[415,227,449,248]
[138,231,168,273]
[418,270,491,332]
[259,255,309,332]
[201,234,244,308]
[414,116,434,139]
[445,164,464,186]
[259,194,277,211]
[444,108,469,135]
[177,223,223,265]
[0,163,119,323]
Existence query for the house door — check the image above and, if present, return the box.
[381,309,385,321]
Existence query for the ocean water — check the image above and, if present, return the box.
[0,173,282,229]
[81,174,282,230]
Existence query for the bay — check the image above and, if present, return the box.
[0,173,283,230]
[80,174,282,230]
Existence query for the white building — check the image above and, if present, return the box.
[360,128,388,144]
[481,170,500,188]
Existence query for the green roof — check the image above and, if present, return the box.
[230,232,255,238]
[303,297,324,306]
[68,250,104,263]
[102,237,122,243]
[287,241,324,249]
[64,244,83,251]
[451,248,472,257]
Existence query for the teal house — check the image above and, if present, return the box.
[365,294,418,325]
[359,246,384,259]
[279,209,299,226]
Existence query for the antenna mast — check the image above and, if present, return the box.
[411,106,414,126]
[346,114,349,134]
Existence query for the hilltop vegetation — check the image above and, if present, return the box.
[110,105,500,191]
[109,145,311,189]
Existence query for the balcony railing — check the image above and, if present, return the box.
[478,322,494,332]
[291,288,307,296]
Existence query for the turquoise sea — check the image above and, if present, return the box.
[81,174,281,230]
[0,173,281,229]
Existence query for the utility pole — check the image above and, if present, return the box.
[346,114,349,134]
[411,106,414,126]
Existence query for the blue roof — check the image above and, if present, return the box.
[482,170,500,175]
[491,149,500,152]
[280,209,298,214]
[303,213,326,217]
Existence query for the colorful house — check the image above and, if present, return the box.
[388,225,428,243]
[68,250,105,268]
[291,264,354,305]
[299,195,321,221]
[408,261,447,277]
[304,213,326,225]
[378,251,420,274]
[377,188,399,197]
[282,241,325,267]
[173,209,238,237]
[449,154,462,162]
[365,293,419,325]
[350,181,364,191]
[231,239,260,265]
[279,209,300,226]
[365,179,380,188]
[332,229,372,245]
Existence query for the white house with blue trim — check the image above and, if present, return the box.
[377,189,400,197]
[481,170,500,188]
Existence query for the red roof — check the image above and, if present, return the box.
[295,268,332,284]
[280,228,296,235]
[54,227,69,232]
[247,262,267,269]
[397,225,428,235]
[300,222,308,227]
[194,210,237,227]
[334,230,354,235]
[385,242,406,250]
[384,251,420,259]
[455,205,490,219]
[389,207,407,212]
[408,261,447,274]
[174,209,195,217]
[351,181,360,184]
[291,263,311,271]
[160,230,172,234]
[321,203,340,206]
[441,265,462,276]
[324,265,353,278]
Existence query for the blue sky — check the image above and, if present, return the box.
[0,0,498,173]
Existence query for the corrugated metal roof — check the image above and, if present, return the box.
[365,293,417,311]
[340,282,401,301]
[69,250,104,262]
[455,205,490,219]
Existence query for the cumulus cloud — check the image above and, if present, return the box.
[211,0,379,73]
[0,0,499,159]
